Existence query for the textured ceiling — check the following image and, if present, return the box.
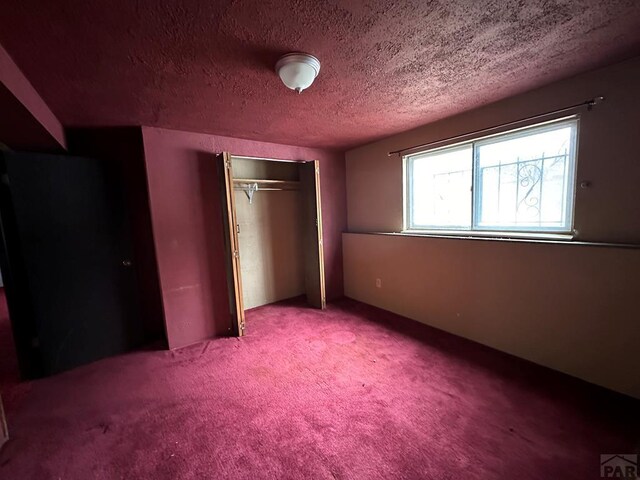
[1,0,640,150]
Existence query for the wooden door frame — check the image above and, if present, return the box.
[310,160,326,309]
[219,154,327,337]
[0,394,8,450]
[301,160,326,309]
[219,153,246,336]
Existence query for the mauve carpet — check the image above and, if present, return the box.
[0,294,638,479]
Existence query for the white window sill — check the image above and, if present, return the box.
[401,229,574,241]
[353,231,640,249]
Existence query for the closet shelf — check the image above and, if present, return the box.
[233,178,300,191]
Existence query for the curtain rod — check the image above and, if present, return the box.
[387,96,605,157]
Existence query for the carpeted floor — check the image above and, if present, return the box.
[0,295,638,479]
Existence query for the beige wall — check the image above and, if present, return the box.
[344,56,640,398]
[233,157,305,310]
[232,157,299,181]
[236,190,305,310]
[344,233,640,398]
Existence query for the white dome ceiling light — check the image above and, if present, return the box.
[275,53,321,93]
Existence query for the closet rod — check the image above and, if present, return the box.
[233,187,298,191]
[387,96,604,157]
[233,179,300,190]
[233,178,299,184]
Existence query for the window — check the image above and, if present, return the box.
[404,118,578,235]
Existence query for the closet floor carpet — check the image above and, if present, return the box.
[0,297,638,479]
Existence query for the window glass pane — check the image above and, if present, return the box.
[409,145,472,229]
[475,121,576,231]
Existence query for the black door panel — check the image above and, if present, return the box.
[0,151,141,377]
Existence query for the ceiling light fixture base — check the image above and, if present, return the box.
[275,53,321,93]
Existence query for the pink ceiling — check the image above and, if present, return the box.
[1,1,640,150]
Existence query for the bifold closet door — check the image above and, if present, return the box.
[300,160,326,309]
[218,153,245,336]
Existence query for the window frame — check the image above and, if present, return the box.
[403,116,580,238]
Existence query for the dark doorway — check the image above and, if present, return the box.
[0,151,144,378]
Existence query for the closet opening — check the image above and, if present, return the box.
[218,153,326,336]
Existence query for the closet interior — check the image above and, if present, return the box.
[219,153,326,336]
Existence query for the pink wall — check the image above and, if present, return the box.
[0,43,65,151]
[141,127,346,349]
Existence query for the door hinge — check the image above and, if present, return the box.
[233,250,239,259]
[236,224,240,234]
[225,159,231,169]
[240,321,246,333]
